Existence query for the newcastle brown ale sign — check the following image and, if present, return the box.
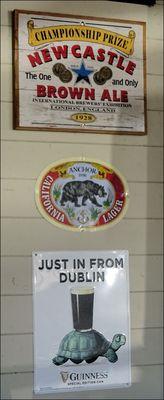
[35,158,129,231]
[13,10,146,134]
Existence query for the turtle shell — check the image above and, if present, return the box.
[56,329,110,361]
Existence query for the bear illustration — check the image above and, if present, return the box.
[60,180,106,207]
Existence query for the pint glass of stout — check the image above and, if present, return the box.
[71,287,94,330]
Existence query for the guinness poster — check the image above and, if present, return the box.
[13,10,146,134]
[33,250,131,394]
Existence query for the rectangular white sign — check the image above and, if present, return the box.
[33,250,131,394]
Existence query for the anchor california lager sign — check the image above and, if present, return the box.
[35,159,129,231]
[13,10,146,134]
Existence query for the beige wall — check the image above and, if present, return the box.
[1,1,163,399]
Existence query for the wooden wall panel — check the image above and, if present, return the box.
[147,3,163,39]
[1,141,163,182]
[1,0,163,399]
[1,1,148,27]
[1,218,163,256]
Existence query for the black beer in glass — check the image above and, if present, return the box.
[71,287,94,330]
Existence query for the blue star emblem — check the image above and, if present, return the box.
[72,61,93,84]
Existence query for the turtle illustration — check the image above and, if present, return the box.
[52,330,126,365]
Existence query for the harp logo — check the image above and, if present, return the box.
[60,371,69,383]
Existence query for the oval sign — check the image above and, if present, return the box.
[35,159,129,231]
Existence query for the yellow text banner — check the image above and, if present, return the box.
[27,21,135,56]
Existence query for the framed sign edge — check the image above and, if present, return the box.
[12,10,147,135]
